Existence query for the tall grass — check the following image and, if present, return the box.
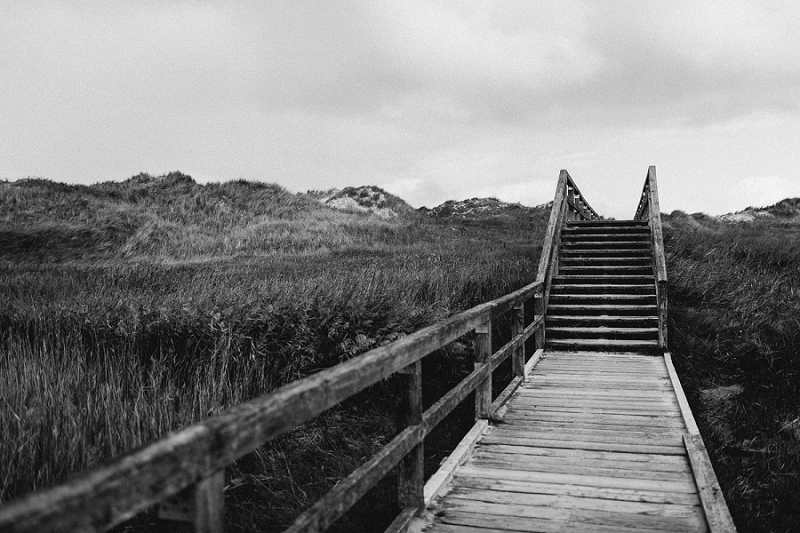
[664,212,800,533]
[0,175,546,531]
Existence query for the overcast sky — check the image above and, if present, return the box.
[3,1,800,219]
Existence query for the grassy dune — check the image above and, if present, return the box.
[0,174,546,531]
[664,211,800,532]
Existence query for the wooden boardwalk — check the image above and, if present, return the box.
[420,351,713,533]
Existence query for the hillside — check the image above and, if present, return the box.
[307,185,418,219]
[0,174,423,261]
[717,197,800,222]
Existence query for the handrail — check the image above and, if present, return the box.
[634,165,668,349]
[0,170,603,533]
[536,170,600,310]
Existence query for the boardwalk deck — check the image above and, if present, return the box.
[420,351,714,533]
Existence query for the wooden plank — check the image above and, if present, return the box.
[451,475,702,506]
[446,488,702,518]
[474,321,491,420]
[424,421,488,505]
[475,443,689,467]
[500,411,686,426]
[478,435,686,455]
[664,352,700,434]
[489,376,523,423]
[524,348,544,377]
[454,467,695,495]
[397,361,423,510]
[509,402,679,415]
[158,469,224,533]
[510,398,678,411]
[493,428,684,444]
[467,457,694,483]
[284,425,423,533]
[437,501,706,532]
[511,303,525,377]
[684,434,738,532]
[498,424,684,438]
[384,506,418,533]
[518,387,674,398]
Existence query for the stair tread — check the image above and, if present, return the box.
[548,338,660,346]
[547,326,660,333]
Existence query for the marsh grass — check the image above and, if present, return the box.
[0,175,546,531]
[664,212,800,532]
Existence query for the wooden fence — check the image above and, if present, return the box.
[0,170,598,533]
[634,165,669,349]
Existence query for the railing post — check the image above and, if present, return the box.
[534,295,545,350]
[512,303,525,378]
[567,187,575,220]
[475,320,492,420]
[158,469,224,533]
[397,361,424,511]
[658,281,668,349]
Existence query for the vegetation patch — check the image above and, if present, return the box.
[0,173,547,531]
[664,208,800,532]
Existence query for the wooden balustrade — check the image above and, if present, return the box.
[0,169,605,533]
[634,165,669,349]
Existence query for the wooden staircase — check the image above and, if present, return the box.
[547,219,661,354]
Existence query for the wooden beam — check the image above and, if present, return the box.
[284,426,423,533]
[423,421,488,505]
[397,361,423,511]
[511,303,525,378]
[684,434,738,532]
[663,352,700,435]
[474,321,492,420]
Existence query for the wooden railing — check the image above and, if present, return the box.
[536,169,600,309]
[0,170,600,533]
[634,165,668,349]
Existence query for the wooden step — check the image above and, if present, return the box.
[549,294,657,304]
[547,315,659,327]
[546,338,661,354]
[562,241,652,250]
[560,257,652,267]
[561,249,652,258]
[552,275,655,284]
[546,326,660,340]
[546,304,658,316]
[549,284,655,295]
[558,265,653,275]
[567,220,649,228]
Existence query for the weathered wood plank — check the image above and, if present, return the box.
[284,426,422,533]
[490,425,683,441]
[684,434,738,533]
[511,303,525,377]
[446,488,701,518]
[478,435,686,455]
[664,352,700,435]
[397,361,423,511]
[456,465,697,493]
[450,475,702,506]
[384,506,419,533]
[474,321,492,420]
[424,421,488,505]
[466,457,694,483]
[474,443,689,467]
[438,501,706,532]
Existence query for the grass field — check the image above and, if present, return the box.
[664,211,800,533]
[0,174,547,531]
